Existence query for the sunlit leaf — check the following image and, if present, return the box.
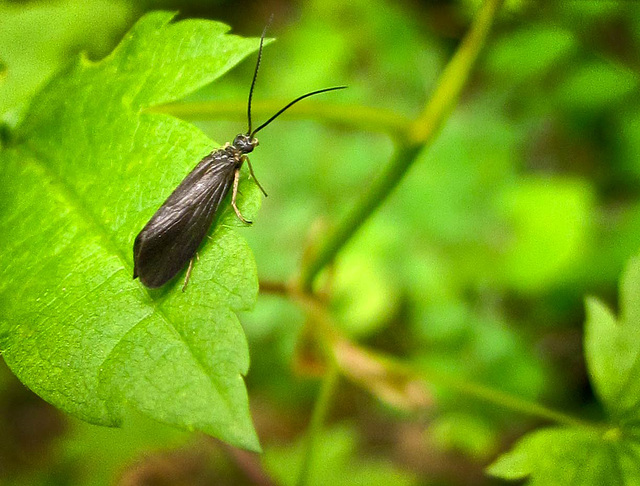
[488,256,640,484]
[0,11,263,451]
[487,427,635,485]
[499,177,594,292]
[0,0,134,115]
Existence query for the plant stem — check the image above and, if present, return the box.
[291,291,601,431]
[408,0,504,144]
[152,100,411,137]
[298,0,504,291]
[298,143,421,291]
[258,279,289,295]
[425,370,599,430]
[296,359,340,486]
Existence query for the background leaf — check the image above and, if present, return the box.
[486,427,636,485]
[488,255,640,484]
[0,0,135,118]
[585,257,640,420]
[0,11,264,451]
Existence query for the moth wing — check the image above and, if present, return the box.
[133,154,236,287]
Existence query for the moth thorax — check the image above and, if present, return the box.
[233,134,259,154]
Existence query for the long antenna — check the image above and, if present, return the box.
[247,19,272,134]
[250,86,347,137]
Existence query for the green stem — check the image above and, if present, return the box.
[376,349,599,430]
[408,0,504,144]
[299,0,504,291]
[299,143,421,291]
[424,370,599,430]
[292,291,599,431]
[152,100,411,137]
[296,360,340,486]
[383,354,601,431]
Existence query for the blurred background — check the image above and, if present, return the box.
[2,0,640,484]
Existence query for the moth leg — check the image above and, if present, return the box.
[245,158,268,197]
[232,168,252,225]
[182,254,198,292]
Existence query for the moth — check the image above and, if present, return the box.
[133,24,345,289]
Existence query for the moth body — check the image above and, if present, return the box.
[133,135,258,288]
[131,21,344,289]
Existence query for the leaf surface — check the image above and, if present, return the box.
[0,11,264,451]
[488,256,640,484]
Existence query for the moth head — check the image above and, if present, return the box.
[233,134,259,154]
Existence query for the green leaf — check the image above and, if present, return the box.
[488,255,640,484]
[499,177,594,292]
[427,412,498,460]
[0,11,264,451]
[554,60,638,113]
[585,257,640,419]
[486,27,576,82]
[487,427,640,485]
[0,0,134,115]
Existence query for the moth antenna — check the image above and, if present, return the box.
[247,16,273,134]
[250,86,347,137]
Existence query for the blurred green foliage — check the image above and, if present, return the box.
[263,423,418,486]
[0,0,135,119]
[2,0,640,484]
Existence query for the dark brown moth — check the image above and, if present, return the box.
[133,24,345,289]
